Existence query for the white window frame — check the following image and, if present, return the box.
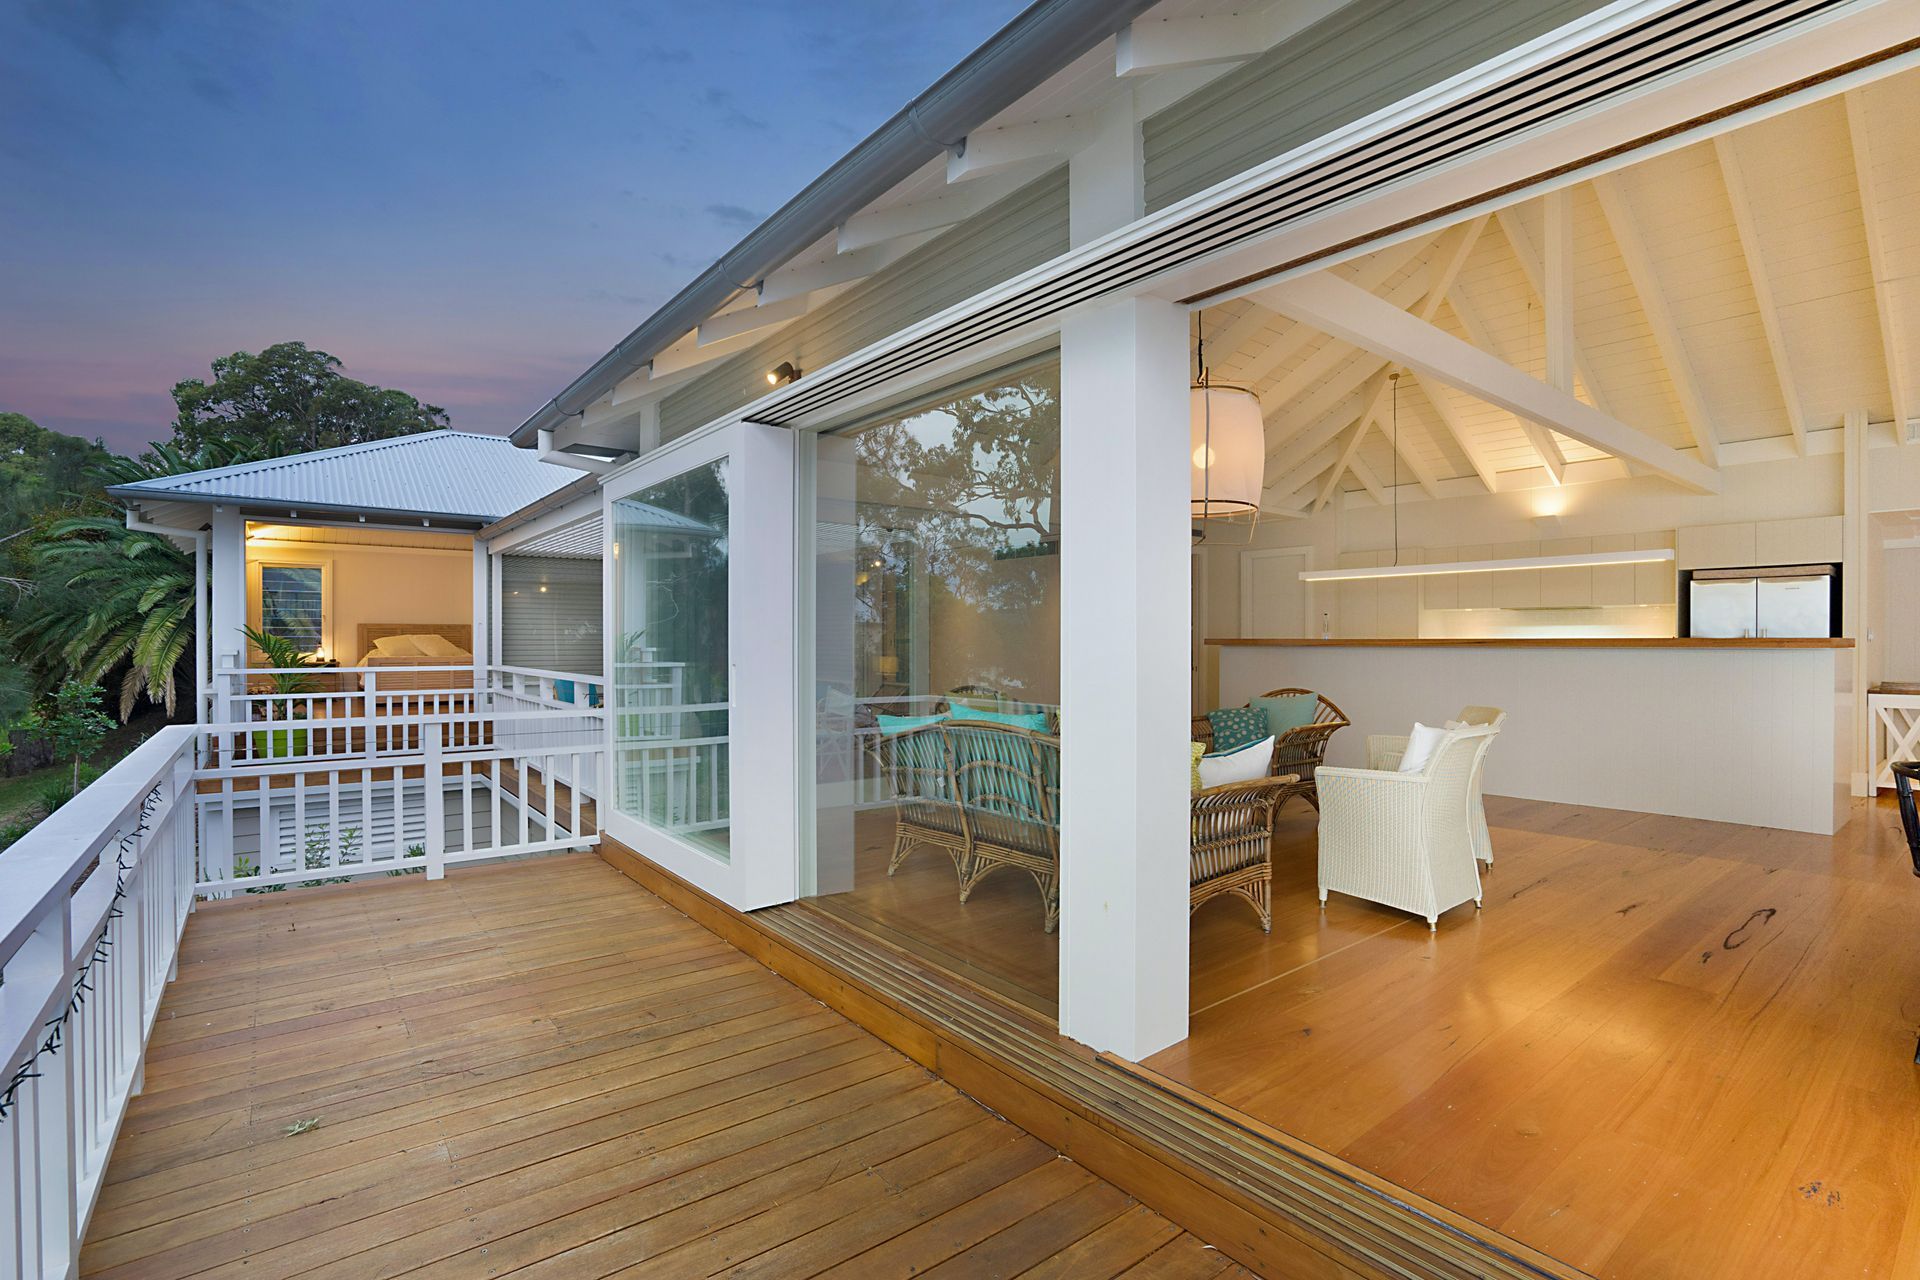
[249,557,333,660]
[599,421,797,910]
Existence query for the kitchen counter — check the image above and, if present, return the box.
[1214,638,1854,833]
[1210,636,1855,648]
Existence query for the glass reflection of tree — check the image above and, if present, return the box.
[851,368,1060,698]
[623,461,731,737]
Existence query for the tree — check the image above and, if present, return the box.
[0,413,111,538]
[5,441,272,718]
[38,680,113,798]
[169,341,449,457]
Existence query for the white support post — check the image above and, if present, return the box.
[208,507,246,730]
[424,721,446,880]
[471,541,491,691]
[1058,296,1190,1060]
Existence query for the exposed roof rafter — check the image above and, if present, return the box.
[1712,134,1808,453]
[1266,272,1720,493]
[1590,174,1723,467]
[1844,89,1916,444]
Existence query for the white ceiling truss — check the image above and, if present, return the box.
[1202,62,1920,511]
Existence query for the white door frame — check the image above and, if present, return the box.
[1240,545,1316,638]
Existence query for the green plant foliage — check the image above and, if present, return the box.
[170,342,448,457]
[38,681,112,796]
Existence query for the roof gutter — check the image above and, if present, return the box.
[511,0,1158,448]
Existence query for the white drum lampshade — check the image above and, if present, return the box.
[1190,384,1263,519]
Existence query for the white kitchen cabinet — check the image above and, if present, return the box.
[1378,549,1421,637]
[1490,541,1540,608]
[1335,551,1379,638]
[1457,543,1494,609]
[1636,531,1677,605]
[1539,536,1593,607]
[1676,522,1756,570]
[1421,544,1458,612]
[1590,533,1637,607]
[1756,515,1842,565]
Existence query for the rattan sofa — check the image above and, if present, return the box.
[1193,688,1349,809]
[869,719,1298,933]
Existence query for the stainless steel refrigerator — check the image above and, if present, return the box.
[1688,566,1834,639]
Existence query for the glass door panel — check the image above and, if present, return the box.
[611,458,731,860]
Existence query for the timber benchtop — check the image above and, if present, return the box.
[1207,636,1856,649]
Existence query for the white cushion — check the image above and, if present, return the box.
[1198,735,1273,789]
[1397,722,1448,773]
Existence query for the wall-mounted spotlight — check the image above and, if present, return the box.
[765,361,801,387]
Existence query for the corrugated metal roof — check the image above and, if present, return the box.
[107,432,581,523]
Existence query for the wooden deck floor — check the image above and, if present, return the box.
[82,854,1248,1279]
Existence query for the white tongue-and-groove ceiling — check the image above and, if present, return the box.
[1213,66,1920,510]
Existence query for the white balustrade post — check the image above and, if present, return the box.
[363,669,379,762]
[31,905,79,1278]
[424,722,446,880]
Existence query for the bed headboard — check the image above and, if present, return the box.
[356,623,473,660]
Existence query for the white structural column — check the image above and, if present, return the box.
[470,542,492,679]
[1058,296,1191,1059]
[208,506,247,726]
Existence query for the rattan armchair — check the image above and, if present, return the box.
[1193,689,1349,809]
[1367,706,1505,865]
[1191,774,1303,932]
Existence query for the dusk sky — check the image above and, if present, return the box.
[0,0,1029,455]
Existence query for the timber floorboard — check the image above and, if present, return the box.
[1150,792,1920,1280]
[81,853,1247,1279]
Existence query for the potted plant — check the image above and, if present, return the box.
[242,625,320,759]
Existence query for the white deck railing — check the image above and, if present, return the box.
[1,726,197,1280]
[1,686,606,1273]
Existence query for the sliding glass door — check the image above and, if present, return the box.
[805,358,1063,1015]
[602,425,795,906]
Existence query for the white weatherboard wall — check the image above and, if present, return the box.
[1218,643,1852,834]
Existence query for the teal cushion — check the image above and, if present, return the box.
[1206,705,1267,754]
[1253,693,1318,737]
[877,712,948,734]
[949,702,1048,732]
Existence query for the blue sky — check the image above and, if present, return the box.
[0,0,1029,454]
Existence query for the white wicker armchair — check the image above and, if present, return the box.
[1365,707,1505,865]
[1318,723,1500,929]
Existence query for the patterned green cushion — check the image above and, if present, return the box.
[1253,693,1318,737]
[1191,742,1205,794]
[1206,705,1268,754]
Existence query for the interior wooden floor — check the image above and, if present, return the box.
[1153,791,1920,1280]
[815,791,1920,1277]
[80,854,1250,1280]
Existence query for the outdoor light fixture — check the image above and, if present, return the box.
[1299,548,1675,582]
[1190,312,1262,543]
[766,361,801,387]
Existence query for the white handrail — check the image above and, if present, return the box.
[1,725,198,1277]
